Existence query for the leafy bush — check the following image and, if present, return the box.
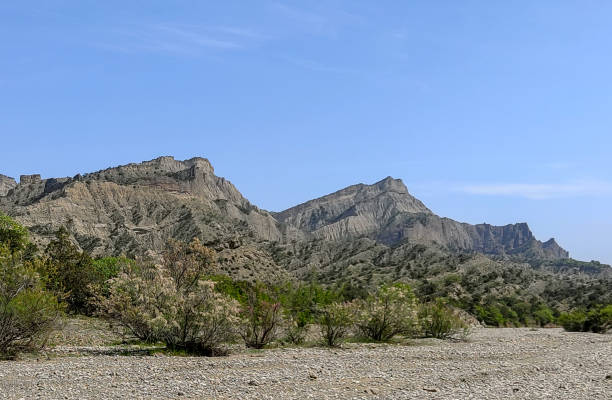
[0,246,62,359]
[0,213,29,254]
[318,302,355,347]
[419,300,469,339]
[558,310,588,332]
[533,305,555,327]
[99,239,239,355]
[239,287,282,349]
[474,303,506,327]
[559,306,612,333]
[355,283,418,342]
[42,228,101,314]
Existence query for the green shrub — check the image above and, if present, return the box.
[239,286,282,349]
[318,302,355,347]
[355,283,418,342]
[42,228,101,314]
[533,305,555,327]
[557,310,587,332]
[418,300,469,340]
[474,303,505,327]
[0,247,62,359]
[589,305,612,333]
[0,213,29,255]
[99,239,239,355]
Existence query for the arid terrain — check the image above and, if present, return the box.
[0,322,609,400]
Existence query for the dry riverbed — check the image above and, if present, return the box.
[0,325,610,399]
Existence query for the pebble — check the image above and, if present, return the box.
[0,328,610,399]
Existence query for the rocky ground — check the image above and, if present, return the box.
[0,325,610,399]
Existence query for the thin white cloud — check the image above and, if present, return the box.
[459,180,612,199]
[269,2,364,36]
[95,23,267,55]
[281,56,359,74]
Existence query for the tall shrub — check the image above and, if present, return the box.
[355,283,418,342]
[99,239,239,355]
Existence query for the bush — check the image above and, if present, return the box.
[239,287,282,349]
[474,303,505,327]
[283,315,308,345]
[99,239,239,355]
[0,247,62,359]
[42,228,101,314]
[0,213,29,255]
[533,305,555,327]
[558,310,588,332]
[559,306,612,333]
[355,283,418,342]
[418,300,469,340]
[318,302,355,347]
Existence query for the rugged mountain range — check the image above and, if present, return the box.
[0,156,568,262]
[2,156,609,312]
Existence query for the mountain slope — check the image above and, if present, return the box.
[0,157,569,266]
[276,177,568,259]
[0,157,284,257]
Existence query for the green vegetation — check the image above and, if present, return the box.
[0,214,63,359]
[418,300,469,339]
[98,239,239,356]
[558,305,612,333]
[0,212,610,358]
[355,283,418,342]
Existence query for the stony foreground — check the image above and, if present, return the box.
[0,328,610,399]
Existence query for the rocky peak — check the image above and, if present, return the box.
[274,177,431,239]
[542,238,569,259]
[0,174,17,196]
[20,174,41,184]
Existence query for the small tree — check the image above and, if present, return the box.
[0,218,62,359]
[355,283,418,342]
[318,302,355,347]
[99,239,239,355]
[418,300,469,340]
[42,228,100,314]
[240,287,282,349]
[0,213,29,255]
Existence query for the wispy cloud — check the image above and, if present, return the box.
[458,180,612,199]
[281,56,359,74]
[94,23,267,55]
[269,2,364,36]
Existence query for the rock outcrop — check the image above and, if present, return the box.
[0,157,283,257]
[0,174,17,197]
[276,177,569,259]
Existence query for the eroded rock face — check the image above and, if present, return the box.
[0,156,569,268]
[0,156,283,258]
[276,177,569,259]
[0,174,17,197]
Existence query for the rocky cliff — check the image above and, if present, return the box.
[0,174,17,197]
[0,157,568,266]
[276,177,569,259]
[0,157,283,257]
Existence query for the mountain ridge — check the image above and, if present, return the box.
[0,156,569,264]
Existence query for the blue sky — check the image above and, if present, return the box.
[1,1,611,263]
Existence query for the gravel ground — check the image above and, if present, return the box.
[0,328,610,399]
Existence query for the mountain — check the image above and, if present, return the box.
[0,157,297,280]
[0,156,570,266]
[275,177,568,259]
